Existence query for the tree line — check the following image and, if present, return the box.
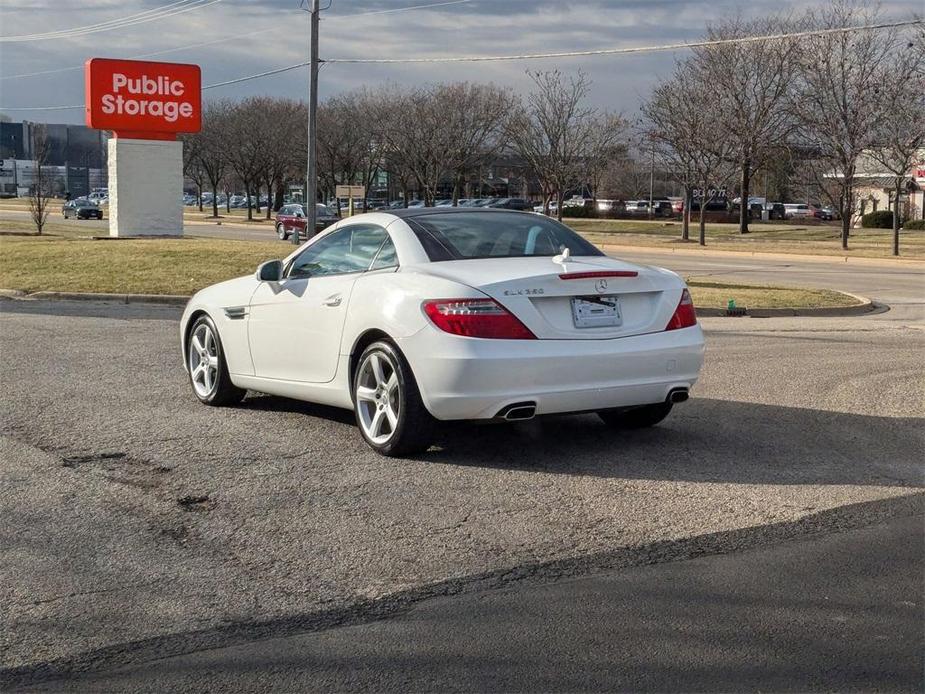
[642,0,924,252]
[181,0,923,253]
[182,72,627,222]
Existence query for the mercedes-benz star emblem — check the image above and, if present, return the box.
[595,278,608,293]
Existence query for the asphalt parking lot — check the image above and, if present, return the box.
[1,257,923,688]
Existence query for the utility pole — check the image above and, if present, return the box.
[294,0,320,245]
[647,138,655,219]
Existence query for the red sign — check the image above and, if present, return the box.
[85,58,201,140]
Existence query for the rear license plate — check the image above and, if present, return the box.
[571,296,622,328]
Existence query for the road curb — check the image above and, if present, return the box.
[595,241,925,267]
[695,291,880,318]
[1,290,189,306]
[0,288,879,316]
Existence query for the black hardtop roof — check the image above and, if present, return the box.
[387,207,534,219]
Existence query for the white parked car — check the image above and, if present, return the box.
[180,209,704,456]
[783,203,814,219]
[532,201,559,215]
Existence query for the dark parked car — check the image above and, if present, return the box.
[487,198,531,211]
[767,203,787,220]
[811,205,836,221]
[274,203,340,240]
[62,199,103,220]
[652,200,674,217]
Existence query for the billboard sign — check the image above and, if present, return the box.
[85,58,201,139]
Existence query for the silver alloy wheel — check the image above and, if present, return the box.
[188,322,219,398]
[277,223,287,240]
[355,351,401,444]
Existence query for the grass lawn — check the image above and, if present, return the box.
[0,233,860,309]
[0,234,286,295]
[569,218,925,259]
[686,279,858,309]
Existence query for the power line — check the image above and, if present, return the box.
[1,30,277,81]
[3,0,196,41]
[0,0,224,43]
[324,18,924,62]
[203,62,311,89]
[2,19,921,112]
[339,0,471,18]
[0,0,467,80]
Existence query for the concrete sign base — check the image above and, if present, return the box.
[108,138,183,237]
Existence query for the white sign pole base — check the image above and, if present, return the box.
[108,138,183,237]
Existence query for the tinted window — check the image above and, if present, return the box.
[408,212,604,262]
[288,225,388,278]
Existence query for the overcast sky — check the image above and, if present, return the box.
[0,0,920,125]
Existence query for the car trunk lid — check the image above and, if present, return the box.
[417,256,683,339]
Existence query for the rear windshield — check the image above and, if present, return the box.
[408,212,604,262]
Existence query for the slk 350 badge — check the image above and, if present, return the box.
[504,288,545,296]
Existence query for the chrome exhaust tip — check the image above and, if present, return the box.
[668,388,689,404]
[496,402,537,421]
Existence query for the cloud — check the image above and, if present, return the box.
[1,0,921,123]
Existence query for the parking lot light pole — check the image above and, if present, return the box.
[295,0,320,246]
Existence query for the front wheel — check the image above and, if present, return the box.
[276,223,289,240]
[353,340,435,457]
[598,402,673,429]
[186,315,246,406]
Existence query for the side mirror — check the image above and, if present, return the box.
[295,209,305,218]
[256,259,283,282]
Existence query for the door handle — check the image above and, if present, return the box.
[323,294,342,307]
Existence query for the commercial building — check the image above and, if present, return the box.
[0,120,108,198]
[853,149,925,223]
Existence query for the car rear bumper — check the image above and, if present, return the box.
[397,325,705,421]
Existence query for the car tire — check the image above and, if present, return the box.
[598,401,673,429]
[276,223,289,240]
[186,314,246,407]
[353,340,435,457]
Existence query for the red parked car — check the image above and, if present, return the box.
[274,203,340,240]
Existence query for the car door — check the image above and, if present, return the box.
[247,223,392,384]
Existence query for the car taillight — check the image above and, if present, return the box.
[665,288,697,330]
[423,298,536,339]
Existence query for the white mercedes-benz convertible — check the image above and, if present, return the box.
[181,209,704,455]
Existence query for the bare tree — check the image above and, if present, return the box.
[694,15,799,233]
[583,114,629,207]
[28,125,51,235]
[181,131,207,211]
[256,98,304,219]
[316,89,388,209]
[197,100,232,218]
[507,70,600,220]
[642,61,734,244]
[437,83,514,204]
[869,40,925,255]
[224,98,267,221]
[793,0,897,249]
[373,89,418,205]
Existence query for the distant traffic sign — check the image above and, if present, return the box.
[336,185,365,198]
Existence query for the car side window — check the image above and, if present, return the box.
[287,225,389,279]
[369,236,398,270]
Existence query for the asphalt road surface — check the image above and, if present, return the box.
[1,256,923,690]
[44,512,925,692]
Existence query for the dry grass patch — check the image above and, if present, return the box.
[0,235,285,295]
[687,279,860,309]
[570,219,925,259]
